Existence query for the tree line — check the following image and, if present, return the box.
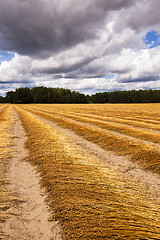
[90,89,160,103]
[0,87,160,103]
[4,87,87,104]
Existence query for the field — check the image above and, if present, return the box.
[1,103,160,239]
[20,103,160,173]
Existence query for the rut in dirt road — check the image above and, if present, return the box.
[3,106,62,240]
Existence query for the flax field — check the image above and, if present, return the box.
[1,103,160,239]
[14,104,160,239]
[20,104,160,174]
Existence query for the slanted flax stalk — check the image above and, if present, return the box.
[15,104,160,240]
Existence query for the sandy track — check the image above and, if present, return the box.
[28,109,160,201]
[3,106,62,240]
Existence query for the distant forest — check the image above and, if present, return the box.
[0,87,160,103]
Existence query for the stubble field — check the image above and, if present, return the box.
[1,103,160,239]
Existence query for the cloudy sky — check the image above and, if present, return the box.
[0,0,160,96]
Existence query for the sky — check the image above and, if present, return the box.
[0,0,160,96]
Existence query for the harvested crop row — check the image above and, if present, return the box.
[19,105,160,175]
[0,105,6,111]
[14,105,160,240]
[21,103,160,131]
[23,106,160,145]
[62,112,160,131]
[56,113,160,144]
[50,111,160,131]
[0,105,13,239]
[30,103,160,122]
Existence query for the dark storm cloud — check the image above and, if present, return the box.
[65,74,105,80]
[121,75,160,83]
[115,0,160,33]
[33,56,95,74]
[0,79,33,84]
[1,0,160,96]
[63,62,107,79]
[111,69,130,74]
[0,0,135,57]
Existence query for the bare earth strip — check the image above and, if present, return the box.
[3,106,62,240]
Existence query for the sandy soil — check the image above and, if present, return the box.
[3,107,62,240]
[32,111,160,201]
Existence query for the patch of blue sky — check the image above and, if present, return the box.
[104,74,115,79]
[143,30,160,49]
[0,51,15,63]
